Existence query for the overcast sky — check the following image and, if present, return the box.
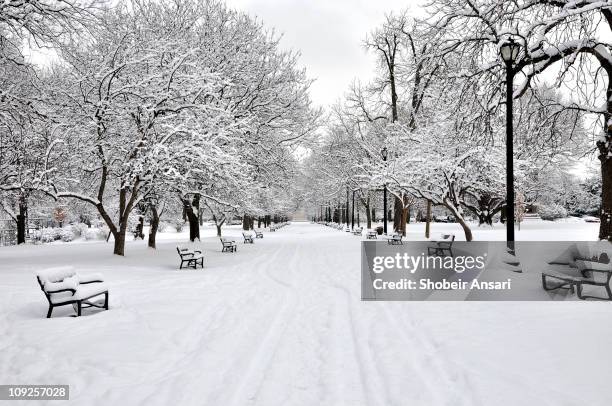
[225,0,423,108]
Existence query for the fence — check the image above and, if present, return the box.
[0,229,16,246]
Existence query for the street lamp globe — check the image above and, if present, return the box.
[500,38,520,63]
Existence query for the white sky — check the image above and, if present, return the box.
[225,0,423,108]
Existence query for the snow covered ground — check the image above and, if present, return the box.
[1,221,611,405]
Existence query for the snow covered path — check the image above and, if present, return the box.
[1,222,611,405]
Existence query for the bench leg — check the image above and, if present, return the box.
[542,274,574,292]
[104,292,109,310]
[577,282,612,300]
[47,305,53,319]
[77,300,82,317]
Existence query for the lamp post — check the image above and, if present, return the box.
[381,147,389,235]
[499,38,521,253]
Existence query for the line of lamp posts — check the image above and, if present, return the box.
[317,40,519,254]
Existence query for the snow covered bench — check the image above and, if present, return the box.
[366,230,377,239]
[387,233,403,245]
[242,232,254,244]
[176,247,204,269]
[254,229,264,239]
[220,237,237,252]
[36,267,109,318]
[428,234,455,257]
[542,260,612,300]
[352,227,363,236]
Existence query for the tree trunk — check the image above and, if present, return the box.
[242,215,250,231]
[393,196,402,233]
[400,206,409,237]
[599,147,612,240]
[113,228,126,256]
[371,207,376,223]
[148,206,159,249]
[183,195,200,242]
[365,197,372,229]
[16,195,27,244]
[351,191,355,229]
[135,216,145,240]
[216,224,222,237]
[457,216,473,242]
[425,200,431,239]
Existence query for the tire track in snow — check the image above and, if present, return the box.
[380,303,479,406]
[225,237,300,406]
[331,283,391,406]
[318,233,460,405]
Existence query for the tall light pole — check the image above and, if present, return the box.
[381,147,389,235]
[500,38,521,253]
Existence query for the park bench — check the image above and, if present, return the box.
[176,246,204,269]
[36,267,109,318]
[243,232,254,244]
[428,234,455,257]
[254,229,264,238]
[387,233,403,245]
[542,260,612,300]
[352,227,363,236]
[366,230,377,239]
[220,237,237,252]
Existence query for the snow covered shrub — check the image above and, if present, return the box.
[59,228,75,242]
[174,220,185,232]
[539,204,568,221]
[30,229,41,242]
[53,227,64,241]
[38,227,57,243]
[84,227,108,241]
[158,221,170,232]
[71,223,89,237]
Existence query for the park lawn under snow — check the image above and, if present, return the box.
[0,221,610,406]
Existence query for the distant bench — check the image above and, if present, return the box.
[177,246,204,269]
[428,234,455,257]
[221,237,237,252]
[243,232,254,244]
[386,233,403,245]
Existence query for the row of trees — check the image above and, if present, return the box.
[305,3,605,241]
[0,0,319,254]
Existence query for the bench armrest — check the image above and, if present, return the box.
[45,287,77,295]
[581,269,612,280]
